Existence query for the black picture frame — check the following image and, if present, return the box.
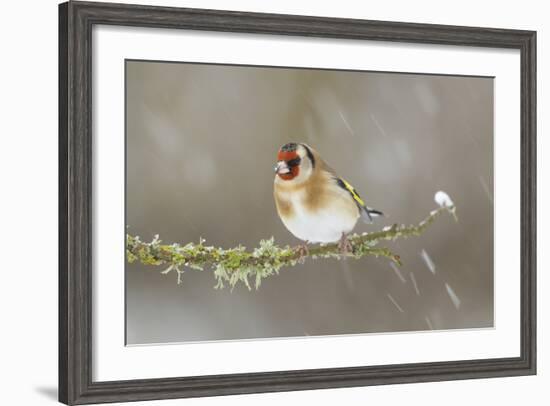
[59,1,537,404]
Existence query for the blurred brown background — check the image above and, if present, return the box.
[125,60,493,345]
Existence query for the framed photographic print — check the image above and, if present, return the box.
[59,1,536,404]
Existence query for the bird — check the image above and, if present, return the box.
[273,142,383,256]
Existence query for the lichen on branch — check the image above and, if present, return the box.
[126,193,457,290]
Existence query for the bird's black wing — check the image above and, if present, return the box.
[335,177,383,224]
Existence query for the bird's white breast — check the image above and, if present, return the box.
[278,189,359,243]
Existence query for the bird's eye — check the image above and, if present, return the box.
[286,157,301,167]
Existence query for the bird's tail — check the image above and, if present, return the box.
[361,207,384,224]
[367,207,384,217]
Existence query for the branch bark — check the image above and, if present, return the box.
[126,201,457,290]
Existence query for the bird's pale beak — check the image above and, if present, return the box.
[274,161,290,174]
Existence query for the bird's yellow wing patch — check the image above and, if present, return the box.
[338,178,366,208]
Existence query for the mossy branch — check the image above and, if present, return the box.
[126,193,457,290]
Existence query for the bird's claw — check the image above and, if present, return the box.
[294,242,309,263]
[338,233,353,257]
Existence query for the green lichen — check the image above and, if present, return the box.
[126,204,457,290]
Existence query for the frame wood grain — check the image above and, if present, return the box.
[59,1,536,404]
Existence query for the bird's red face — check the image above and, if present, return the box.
[275,143,301,181]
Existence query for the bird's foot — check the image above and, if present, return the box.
[294,241,309,263]
[338,233,353,257]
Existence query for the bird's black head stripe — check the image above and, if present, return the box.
[301,144,315,168]
[281,143,298,152]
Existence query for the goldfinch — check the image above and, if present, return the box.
[273,142,383,253]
